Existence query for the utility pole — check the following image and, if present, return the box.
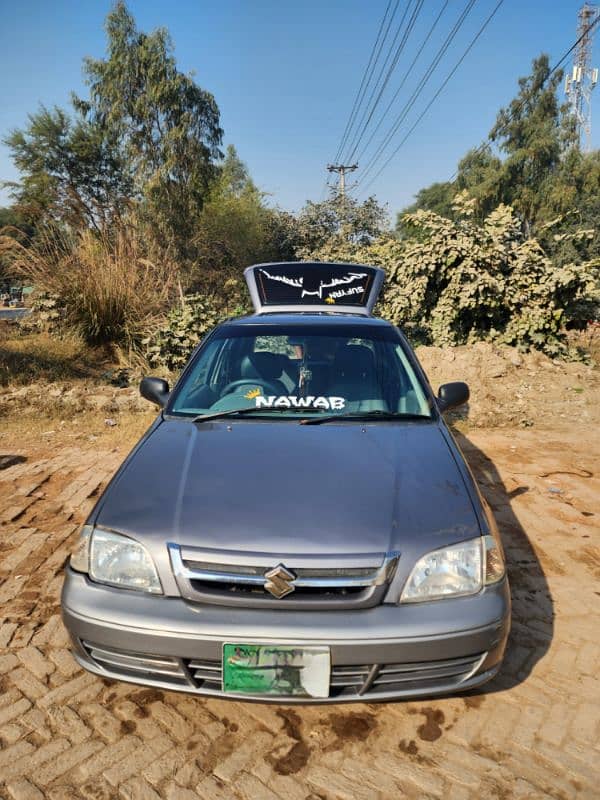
[565,3,600,151]
[326,163,358,198]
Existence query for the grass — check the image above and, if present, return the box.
[0,331,156,446]
[0,223,177,351]
[0,330,108,387]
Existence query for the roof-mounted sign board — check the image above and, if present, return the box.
[244,262,385,316]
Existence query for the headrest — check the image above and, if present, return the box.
[333,345,375,376]
[240,352,284,381]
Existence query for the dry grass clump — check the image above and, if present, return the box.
[0,332,99,387]
[0,222,177,352]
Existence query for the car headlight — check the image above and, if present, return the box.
[400,534,505,603]
[70,527,162,594]
[70,525,92,573]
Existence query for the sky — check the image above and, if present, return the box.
[0,0,597,218]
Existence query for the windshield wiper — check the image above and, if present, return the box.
[192,407,312,423]
[300,410,431,426]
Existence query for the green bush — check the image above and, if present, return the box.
[17,291,63,335]
[144,280,250,371]
[304,193,599,357]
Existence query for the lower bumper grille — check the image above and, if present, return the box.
[82,641,190,687]
[188,658,222,690]
[81,640,486,699]
[332,653,486,697]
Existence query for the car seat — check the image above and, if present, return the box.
[239,352,288,396]
[273,354,299,393]
[332,345,387,412]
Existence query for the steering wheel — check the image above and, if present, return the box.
[220,378,283,398]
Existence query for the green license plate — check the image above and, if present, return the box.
[222,643,330,698]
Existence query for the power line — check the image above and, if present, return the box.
[342,0,423,164]
[332,0,397,166]
[339,0,413,165]
[354,0,479,192]
[446,8,600,183]
[321,0,399,200]
[359,0,505,196]
[343,0,425,163]
[355,0,450,165]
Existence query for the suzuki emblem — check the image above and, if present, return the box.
[264,563,296,598]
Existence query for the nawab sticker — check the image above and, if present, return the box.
[256,395,346,410]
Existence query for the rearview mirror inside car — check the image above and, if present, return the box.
[437,382,469,413]
[140,377,170,408]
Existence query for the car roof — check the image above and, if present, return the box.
[219,312,395,330]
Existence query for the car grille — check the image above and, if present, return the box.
[168,543,399,610]
[81,640,486,698]
[81,641,190,687]
[329,653,486,696]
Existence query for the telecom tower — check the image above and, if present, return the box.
[565,3,600,150]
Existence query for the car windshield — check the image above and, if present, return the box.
[168,323,432,419]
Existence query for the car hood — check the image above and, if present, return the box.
[94,418,480,557]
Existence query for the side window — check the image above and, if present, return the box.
[394,344,429,414]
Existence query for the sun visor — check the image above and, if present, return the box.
[244,262,385,316]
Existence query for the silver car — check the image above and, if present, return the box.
[61,262,510,703]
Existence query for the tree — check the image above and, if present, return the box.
[396,148,505,240]
[395,181,455,239]
[396,55,585,243]
[4,106,131,230]
[192,146,287,282]
[295,193,388,258]
[77,2,223,255]
[4,2,223,262]
[486,54,576,233]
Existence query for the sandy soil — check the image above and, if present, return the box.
[0,343,598,798]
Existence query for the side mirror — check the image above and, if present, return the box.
[140,377,170,408]
[437,382,469,413]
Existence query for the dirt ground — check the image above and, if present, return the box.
[0,346,599,799]
[2,339,598,432]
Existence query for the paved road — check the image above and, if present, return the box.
[0,308,31,321]
[0,428,598,799]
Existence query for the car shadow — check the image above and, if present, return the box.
[453,429,554,694]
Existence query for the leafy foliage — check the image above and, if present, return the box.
[191,146,296,284]
[295,194,387,258]
[308,193,598,356]
[144,280,250,371]
[396,55,598,265]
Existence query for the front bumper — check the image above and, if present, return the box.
[61,568,511,703]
